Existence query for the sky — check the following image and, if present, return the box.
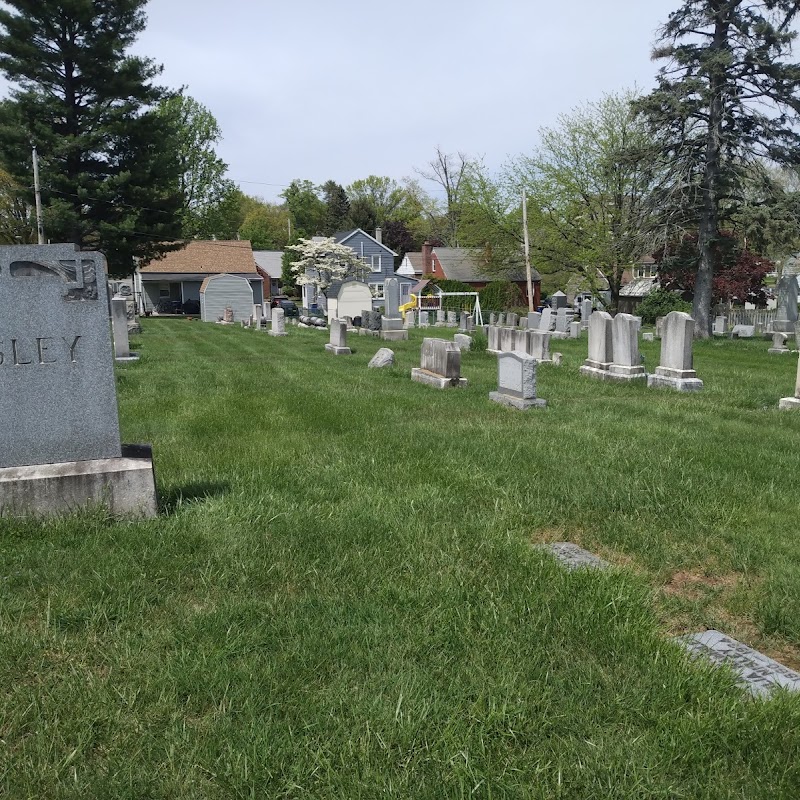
[5,0,681,202]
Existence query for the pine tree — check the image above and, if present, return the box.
[0,0,183,276]
[637,1,800,336]
[320,180,350,236]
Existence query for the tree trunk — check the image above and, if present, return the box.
[694,8,729,339]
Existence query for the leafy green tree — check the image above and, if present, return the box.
[506,90,662,309]
[637,1,800,336]
[239,198,290,250]
[320,180,350,235]
[0,167,33,243]
[157,93,234,238]
[281,179,325,238]
[346,175,408,232]
[0,0,183,276]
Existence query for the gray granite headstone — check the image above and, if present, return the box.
[528,311,541,330]
[581,300,592,329]
[411,338,467,388]
[647,311,703,391]
[540,308,553,331]
[774,273,799,333]
[0,243,122,468]
[111,297,136,361]
[580,311,613,377]
[538,542,610,571]
[490,350,546,410]
[384,277,401,319]
[270,307,287,336]
[675,630,800,698]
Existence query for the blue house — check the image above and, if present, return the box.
[301,228,415,312]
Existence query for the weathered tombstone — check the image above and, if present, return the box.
[540,308,554,331]
[446,310,458,327]
[380,278,407,341]
[368,311,382,332]
[647,311,703,391]
[609,313,646,381]
[454,333,472,351]
[520,317,529,330]
[458,311,469,332]
[325,319,352,355]
[466,315,475,332]
[500,326,516,353]
[404,309,415,329]
[489,351,547,410]
[489,313,497,325]
[581,299,592,329]
[774,273,799,333]
[497,313,506,326]
[420,311,431,327]
[487,325,501,354]
[435,309,446,326]
[580,311,614,379]
[506,312,519,328]
[655,316,665,339]
[269,307,287,336]
[713,315,727,336]
[0,243,157,518]
[779,352,800,409]
[223,306,234,323]
[411,337,468,389]
[513,329,528,352]
[642,332,654,342]
[555,308,569,333]
[769,332,790,355]
[368,348,395,368]
[528,311,541,330]
[569,321,581,339]
[550,290,567,309]
[526,329,552,362]
[730,324,755,339]
[111,297,138,362]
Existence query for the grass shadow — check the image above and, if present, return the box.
[158,480,230,515]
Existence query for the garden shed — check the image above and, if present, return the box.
[200,273,254,323]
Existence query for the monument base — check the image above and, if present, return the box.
[0,444,158,519]
[489,391,547,410]
[768,348,792,355]
[579,361,611,380]
[551,331,569,340]
[779,396,800,410]
[115,353,140,363]
[647,369,704,392]
[268,331,288,337]
[410,368,467,389]
[381,330,409,342]
[608,364,647,381]
[324,344,352,355]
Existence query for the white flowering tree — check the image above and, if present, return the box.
[288,237,368,299]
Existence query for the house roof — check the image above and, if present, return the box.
[402,252,424,273]
[433,248,541,284]
[199,273,253,293]
[140,240,258,274]
[334,228,398,257]
[619,277,658,297]
[252,250,283,278]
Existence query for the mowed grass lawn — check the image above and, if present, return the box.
[2,318,800,798]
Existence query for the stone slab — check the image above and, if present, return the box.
[778,396,800,410]
[537,542,610,571]
[0,243,122,468]
[324,344,352,355]
[411,368,467,389]
[647,373,704,392]
[489,391,546,410]
[675,630,800,698]
[0,443,157,519]
[380,329,409,342]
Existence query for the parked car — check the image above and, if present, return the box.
[271,297,299,317]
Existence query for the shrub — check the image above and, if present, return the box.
[470,330,488,352]
[479,280,523,312]
[636,288,692,324]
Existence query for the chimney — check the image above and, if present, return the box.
[422,241,433,275]
[375,227,382,244]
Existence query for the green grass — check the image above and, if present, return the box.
[1,319,800,798]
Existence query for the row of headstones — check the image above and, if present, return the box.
[486,325,553,363]
[403,309,476,331]
[487,306,585,337]
[582,311,703,391]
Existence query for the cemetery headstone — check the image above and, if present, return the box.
[609,313,646,381]
[500,326,516,353]
[0,243,156,517]
[368,348,395,368]
[774,272,799,333]
[404,309,415,329]
[528,311,541,330]
[520,317,528,330]
[642,332,654,342]
[550,290,567,310]
[446,310,458,327]
[489,313,497,325]
[381,278,408,341]
[526,330,553,362]
[655,316,665,339]
[487,325,501,354]
[581,299,592,329]
[580,311,614,379]
[454,333,472,351]
[436,309,446,326]
[768,331,790,355]
[497,313,506,326]
[489,351,547,410]
[269,307,287,336]
[569,321,581,339]
[538,542,610,571]
[778,352,800,409]
[411,337,468,389]
[540,308,554,331]
[420,311,431,327]
[506,312,519,328]
[325,319,352,355]
[730,324,755,339]
[458,311,469,332]
[647,311,703,391]
[111,297,138,362]
[713,315,727,336]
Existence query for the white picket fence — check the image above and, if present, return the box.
[725,308,777,331]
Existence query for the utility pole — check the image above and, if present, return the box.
[522,190,533,312]
[32,145,45,245]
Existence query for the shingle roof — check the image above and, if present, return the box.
[619,277,657,297]
[403,252,424,272]
[252,250,283,278]
[140,240,258,274]
[434,248,541,283]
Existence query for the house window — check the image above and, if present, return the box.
[400,283,411,304]
[634,264,657,279]
[159,283,170,298]
[371,283,384,300]
[371,254,382,273]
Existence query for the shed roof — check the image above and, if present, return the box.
[619,277,658,297]
[433,248,541,284]
[199,272,254,293]
[140,240,258,274]
[252,250,283,277]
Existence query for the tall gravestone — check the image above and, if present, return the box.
[609,313,646,381]
[269,307,287,336]
[540,308,554,331]
[581,300,592,330]
[779,352,800,409]
[325,319,351,355]
[0,244,157,517]
[774,273,799,333]
[647,311,703,391]
[410,338,467,389]
[580,311,614,379]
[381,278,408,341]
[111,297,138,362]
